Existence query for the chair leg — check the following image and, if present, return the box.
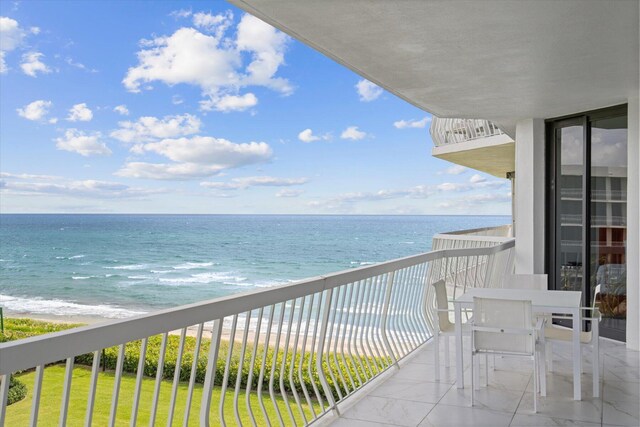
[593,341,600,398]
[444,335,450,368]
[581,346,585,374]
[533,357,538,413]
[484,354,489,387]
[546,341,553,372]
[434,333,440,382]
[539,347,547,397]
[473,354,480,390]
[470,353,475,407]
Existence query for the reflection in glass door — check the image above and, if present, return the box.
[557,124,584,295]
[547,106,628,341]
[590,115,627,341]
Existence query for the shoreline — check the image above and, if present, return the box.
[5,312,107,325]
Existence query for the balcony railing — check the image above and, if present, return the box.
[430,117,506,147]
[0,228,514,426]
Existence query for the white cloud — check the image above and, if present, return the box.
[122,12,291,112]
[114,105,129,116]
[440,165,467,175]
[393,116,431,129]
[170,9,192,19]
[0,16,25,73]
[116,136,272,180]
[115,162,226,180]
[469,174,486,184]
[355,79,382,102]
[298,128,319,143]
[201,176,308,190]
[20,51,50,77]
[66,57,97,73]
[29,26,40,35]
[55,129,111,157]
[0,172,61,180]
[16,99,52,121]
[172,95,184,105]
[437,193,511,210]
[202,92,257,112]
[435,175,506,192]
[309,185,432,211]
[236,14,292,95]
[111,113,201,143]
[309,176,509,211]
[66,103,93,122]
[276,189,303,198]
[192,11,233,38]
[140,136,271,165]
[297,128,330,143]
[0,173,162,199]
[340,126,367,141]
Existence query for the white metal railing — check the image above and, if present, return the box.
[430,117,506,147]
[0,237,515,426]
[431,225,515,298]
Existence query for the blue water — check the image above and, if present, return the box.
[0,215,509,319]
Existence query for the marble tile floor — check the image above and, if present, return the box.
[328,337,639,427]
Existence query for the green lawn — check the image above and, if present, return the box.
[7,365,318,426]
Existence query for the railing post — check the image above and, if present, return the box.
[381,271,399,368]
[200,319,222,427]
[316,288,339,415]
[0,374,9,426]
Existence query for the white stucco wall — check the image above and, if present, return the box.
[627,95,639,350]
[514,119,546,275]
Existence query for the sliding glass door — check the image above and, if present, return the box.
[547,105,628,341]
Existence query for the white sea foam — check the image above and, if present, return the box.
[150,269,172,274]
[104,264,148,270]
[0,294,146,319]
[159,271,246,285]
[172,262,214,270]
[127,275,152,280]
[68,254,85,259]
[72,276,92,280]
[253,279,289,288]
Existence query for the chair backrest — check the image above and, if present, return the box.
[473,297,534,355]
[431,279,453,331]
[503,274,548,290]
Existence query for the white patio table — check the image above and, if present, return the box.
[453,288,583,400]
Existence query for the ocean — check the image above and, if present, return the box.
[0,214,509,320]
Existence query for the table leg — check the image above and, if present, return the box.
[455,304,464,389]
[572,307,582,400]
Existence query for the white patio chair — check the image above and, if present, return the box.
[429,279,473,382]
[471,297,546,412]
[544,284,602,397]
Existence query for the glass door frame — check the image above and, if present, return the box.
[545,104,628,341]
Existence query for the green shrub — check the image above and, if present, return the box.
[3,318,390,400]
[7,376,27,405]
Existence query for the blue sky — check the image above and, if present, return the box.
[0,0,511,215]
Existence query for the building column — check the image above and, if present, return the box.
[514,119,546,274]
[627,94,639,350]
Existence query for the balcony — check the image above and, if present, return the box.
[0,226,515,426]
[430,118,515,179]
[1,225,637,427]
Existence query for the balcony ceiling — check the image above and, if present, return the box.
[228,0,639,136]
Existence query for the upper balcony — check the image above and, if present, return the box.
[430,117,515,179]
